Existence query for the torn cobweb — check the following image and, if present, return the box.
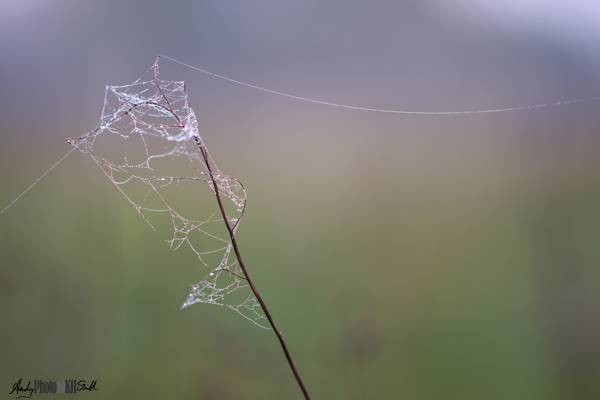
[66,68,268,328]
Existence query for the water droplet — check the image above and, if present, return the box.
[209,272,214,276]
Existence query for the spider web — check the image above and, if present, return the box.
[66,66,268,328]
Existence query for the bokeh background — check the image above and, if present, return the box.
[1,1,600,399]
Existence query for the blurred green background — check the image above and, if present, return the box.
[1,1,600,399]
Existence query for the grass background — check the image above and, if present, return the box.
[1,1,600,399]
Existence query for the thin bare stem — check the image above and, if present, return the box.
[195,137,311,400]
[144,69,310,398]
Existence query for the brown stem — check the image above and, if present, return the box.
[196,137,311,400]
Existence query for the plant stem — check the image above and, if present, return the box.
[197,139,311,400]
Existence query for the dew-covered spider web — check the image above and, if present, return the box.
[66,63,269,328]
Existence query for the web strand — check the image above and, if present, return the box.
[2,56,597,218]
[158,54,599,115]
[0,147,76,216]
